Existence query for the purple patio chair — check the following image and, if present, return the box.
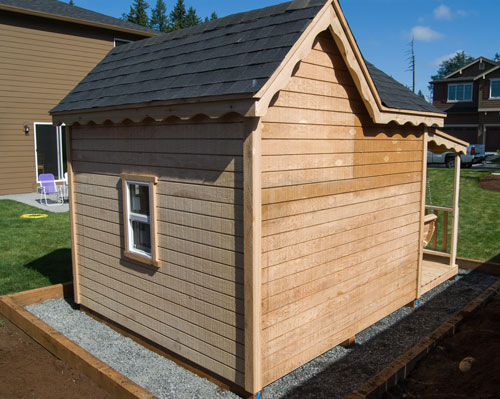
[39,173,63,206]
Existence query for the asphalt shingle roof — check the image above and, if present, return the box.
[51,0,442,115]
[0,0,156,34]
[365,62,443,114]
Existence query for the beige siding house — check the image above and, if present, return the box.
[0,0,156,195]
[51,0,468,395]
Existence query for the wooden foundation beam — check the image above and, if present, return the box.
[340,335,356,348]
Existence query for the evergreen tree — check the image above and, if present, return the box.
[210,11,218,20]
[168,0,186,30]
[428,51,474,96]
[69,0,74,5]
[494,53,500,62]
[184,6,201,28]
[417,89,425,99]
[150,0,168,32]
[125,0,150,27]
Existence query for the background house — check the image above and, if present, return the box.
[52,0,466,395]
[0,0,157,195]
[431,57,500,152]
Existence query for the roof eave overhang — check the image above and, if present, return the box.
[0,4,158,37]
[427,128,468,154]
[51,94,256,126]
[252,0,444,127]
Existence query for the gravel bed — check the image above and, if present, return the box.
[26,269,498,399]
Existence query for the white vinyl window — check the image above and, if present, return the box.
[447,83,472,102]
[121,174,159,267]
[490,79,500,98]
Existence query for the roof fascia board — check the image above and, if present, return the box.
[474,65,500,80]
[0,4,157,37]
[427,128,468,154]
[51,96,255,125]
[252,0,335,116]
[253,0,444,127]
[443,57,498,80]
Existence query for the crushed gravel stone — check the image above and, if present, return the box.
[26,269,498,398]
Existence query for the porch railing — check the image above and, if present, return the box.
[424,205,453,256]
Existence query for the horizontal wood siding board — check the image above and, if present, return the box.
[76,233,242,294]
[78,254,243,332]
[262,281,416,385]
[262,260,417,357]
[262,203,420,267]
[262,161,421,188]
[262,182,421,221]
[263,191,420,239]
[263,218,419,283]
[263,238,418,314]
[78,245,243,316]
[78,272,244,365]
[262,151,422,172]
[262,172,421,204]
[79,294,244,385]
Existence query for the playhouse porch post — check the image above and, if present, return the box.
[449,153,461,267]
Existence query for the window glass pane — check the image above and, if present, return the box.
[128,183,149,215]
[456,84,464,100]
[491,81,500,98]
[464,84,472,101]
[448,85,456,101]
[131,221,151,253]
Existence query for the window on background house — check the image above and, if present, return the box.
[490,79,500,98]
[121,174,159,267]
[448,83,472,102]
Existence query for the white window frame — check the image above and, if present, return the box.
[447,83,473,102]
[121,173,159,268]
[33,122,66,183]
[490,79,500,99]
[114,38,132,47]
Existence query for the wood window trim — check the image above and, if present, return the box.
[121,173,160,268]
[447,83,473,103]
[489,79,500,99]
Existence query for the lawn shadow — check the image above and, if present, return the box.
[488,253,500,264]
[23,248,73,285]
[263,270,499,399]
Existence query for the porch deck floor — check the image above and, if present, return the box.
[421,254,458,295]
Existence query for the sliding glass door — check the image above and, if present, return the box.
[34,123,66,181]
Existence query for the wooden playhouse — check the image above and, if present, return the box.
[51,0,467,395]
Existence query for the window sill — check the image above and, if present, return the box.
[124,250,160,269]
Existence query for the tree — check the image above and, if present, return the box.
[428,51,474,97]
[183,6,201,28]
[69,0,74,5]
[124,0,150,27]
[494,53,500,62]
[168,0,186,30]
[417,89,425,99]
[204,11,218,23]
[150,0,168,32]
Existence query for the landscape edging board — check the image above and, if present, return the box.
[0,283,158,399]
[346,279,500,399]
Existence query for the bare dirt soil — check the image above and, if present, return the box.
[478,174,500,192]
[384,291,500,399]
[0,315,111,399]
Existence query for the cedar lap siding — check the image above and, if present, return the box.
[0,0,156,195]
[431,57,500,151]
[51,0,458,394]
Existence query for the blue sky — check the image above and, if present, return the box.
[74,0,498,99]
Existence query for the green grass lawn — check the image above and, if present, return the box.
[426,168,500,263]
[0,200,71,296]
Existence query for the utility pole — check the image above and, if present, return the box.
[406,37,415,92]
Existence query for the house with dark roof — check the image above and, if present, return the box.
[51,0,468,395]
[0,0,157,195]
[431,56,500,151]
